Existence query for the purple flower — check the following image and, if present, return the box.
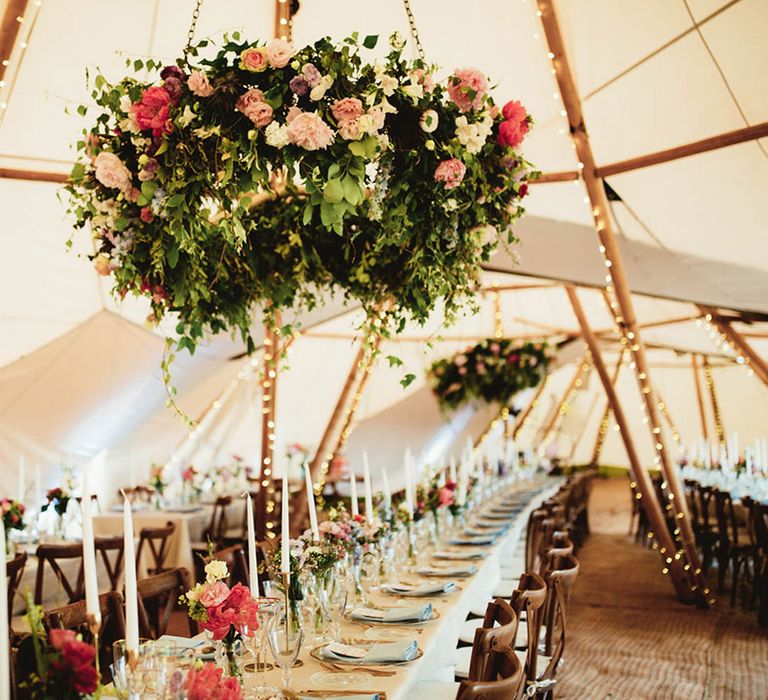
[289,75,309,96]
[301,63,321,86]
[160,65,184,81]
[164,76,183,105]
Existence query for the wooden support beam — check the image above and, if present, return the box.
[596,122,768,178]
[531,170,580,184]
[596,314,703,337]
[512,375,550,441]
[702,356,725,445]
[691,355,711,445]
[699,306,768,389]
[0,0,28,85]
[0,167,68,183]
[538,0,706,605]
[535,356,589,447]
[591,349,625,464]
[566,286,696,602]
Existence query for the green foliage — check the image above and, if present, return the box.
[427,338,554,410]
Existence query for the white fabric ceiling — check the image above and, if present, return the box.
[0,0,766,501]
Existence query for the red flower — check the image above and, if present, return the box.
[502,100,527,124]
[50,639,98,695]
[519,183,529,197]
[140,207,154,223]
[507,353,520,364]
[49,629,76,651]
[203,583,259,639]
[497,119,529,149]
[131,86,173,137]
[186,663,243,700]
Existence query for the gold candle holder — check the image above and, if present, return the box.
[85,612,102,679]
[281,571,290,654]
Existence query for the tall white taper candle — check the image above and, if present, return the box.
[122,490,139,655]
[245,492,259,596]
[349,471,359,517]
[304,463,320,542]
[281,473,290,574]
[363,452,373,520]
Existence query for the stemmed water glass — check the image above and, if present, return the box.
[241,597,280,699]
[266,614,303,691]
[320,577,348,642]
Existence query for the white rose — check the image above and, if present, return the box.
[204,559,229,583]
[402,82,424,102]
[264,121,290,148]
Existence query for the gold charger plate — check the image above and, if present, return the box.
[346,608,440,625]
[309,643,424,667]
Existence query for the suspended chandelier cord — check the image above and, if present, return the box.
[184,0,204,60]
[402,0,426,60]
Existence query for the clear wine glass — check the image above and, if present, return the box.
[320,577,348,642]
[266,616,303,691]
[242,597,280,698]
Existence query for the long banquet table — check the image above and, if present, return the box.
[206,476,559,699]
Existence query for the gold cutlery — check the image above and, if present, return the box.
[319,660,397,677]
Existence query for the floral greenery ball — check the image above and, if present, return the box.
[66,31,535,360]
[428,338,554,410]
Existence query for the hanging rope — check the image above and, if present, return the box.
[402,0,426,60]
[183,0,204,61]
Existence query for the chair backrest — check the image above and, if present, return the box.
[6,552,27,623]
[510,572,548,686]
[745,497,768,552]
[697,485,717,531]
[136,521,176,576]
[34,543,84,605]
[542,554,580,675]
[540,533,574,578]
[137,567,197,639]
[203,496,233,547]
[43,590,126,682]
[468,598,518,682]
[203,545,248,586]
[524,509,549,573]
[94,535,125,591]
[457,647,525,700]
[713,489,742,546]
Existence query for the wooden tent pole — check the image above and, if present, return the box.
[699,306,768,389]
[535,357,589,447]
[591,349,625,465]
[256,319,280,540]
[0,1,29,85]
[512,375,550,441]
[566,286,696,602]
[690,355,711,444]
[537,0,705,600]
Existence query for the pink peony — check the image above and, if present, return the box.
[186,663,243,700]
[265,38,294,68]
[447,68,488,112]
[240,47,268,72]
[204,583,259,639]
[434,158,466,189]
[131,86,173,137]
[286,111,334,150]
[198,580,230,608]
[188,70,214,97]
[94,151,132,192]
[330,97,364,124]
[438,487,455,507]
[338,118,362,141]
[502,100,527,124]
[497,119,529,148]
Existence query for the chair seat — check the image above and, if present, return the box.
[405,681,460,700]
[514,623,545,649]
[454,645,472,679]
[458,617,485,645]
[514,649,553,678]
[492,579,518,599]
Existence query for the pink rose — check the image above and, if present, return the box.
[131,86,173,137]
[330,97,364,124]
[94,151,132,192]
[188,70,214,97]
[458,366,468,375]
[490,343,501,355]
[286,111,334,150]
[140,207,154,223]
[265,38,294,68]
[498,119,529,148]
[338,118,362,141]
[409,68,435,93]
[447,68,488,112]
[240,47,268,72]
[236,89,273,127]
[49,629,77,651]
[434,158,466,189]
[199,581,230,608]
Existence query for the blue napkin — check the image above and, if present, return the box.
[350,603,432,622]
[416,564,477,578]
[383,581,456,596]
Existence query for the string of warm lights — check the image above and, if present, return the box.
[512,373,550,441]
[557,358,591,418]
[702,355,725,445]
[698,314,755,377]
[491,286,504,340]
[655,392,682,446]
[260,324,280,538]
[274,0,293,42]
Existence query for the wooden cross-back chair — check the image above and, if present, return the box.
[509,572,548,692]
[94,535,125,591]
[203,496,233,546]
[697,484,720,575]
[196,545,248,587]
[34,543,84,605]
[136,521,176,576]
[457,647,525,700]
[137,567,197,639]
[43,591,126,683]
[713,489,751,598]
[467,598,519,682]
[744,497,768,626]
[6,552,26,624]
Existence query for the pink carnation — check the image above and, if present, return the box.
[286,111,334,150]
[447,68,488,112]
[188,70,214,97]
[434,158,466,189]
[330,97,364,124]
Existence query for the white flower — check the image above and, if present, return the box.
[310,75,334,101]
[178,105,196,128]
[379,74,398,97]
[264,121,290,148]
[455,115,492,155]
[376,133,391,151]
[118,112,140,134]
[420,109,439,133]
[119,94,133,114]
[204,559,229,583]
[185,584,202,602]
[402,82,424,102]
